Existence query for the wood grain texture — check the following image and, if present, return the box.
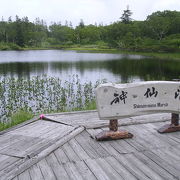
[96,81,180,119]
[1,111,180,180]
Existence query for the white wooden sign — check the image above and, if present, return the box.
[95,81,180,120]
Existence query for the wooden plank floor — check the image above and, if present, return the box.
[0,120,78,179]
[0,111,180,180]
[44,110,171,128]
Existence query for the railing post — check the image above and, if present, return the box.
[95,119,133,141]
[171,113,179,126]
[158,79,180,133]
[109,119,118,131]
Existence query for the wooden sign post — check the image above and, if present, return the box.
[95,81,180,141]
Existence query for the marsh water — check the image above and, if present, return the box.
[0,50,179,83]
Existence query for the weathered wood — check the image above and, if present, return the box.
[37,159,56,180]
[43,111,171,129]
[1,111,180,180]
[1,127,84,180]
[18,170,31,180]
[105,156,137,180]
[0,158,24,178]
[111,136,136,153]
[54,148,70,164]
[84,158,112,180]
[158,113,180,133]
[143,150,180,179]
[80,130,110,157]
[125,153,164,180]
[150,148,180,169]
[171,113,179,125]
[96,158,124,180]
[62,142,81,162]
[132,124,170,148]
[145,122,180,143]
[142,123,180,146]
[0,135,27,151]
[46,153,69,180]
[0,154,20,172]
[0,116,39,135]
[96,81,180,120]
[74,132,100,159]
[0,121,75,158]
[9,120,58,137]
[0,136,42,158]
[126,125,167,149]
[87,129,123,156]
[109,119,118,131]
[133,152,177,180]
[95,119,133,141]
[115,154,150,180]
[63,161,84,180]
[95,129,133,141]
[163,145,180,162]
[68,138,90,160]
[95,81,180,140]
[29,164,44,180]
[11,177,18,180]
[75,160,97,180]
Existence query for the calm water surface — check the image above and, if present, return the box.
[0,50,179,83]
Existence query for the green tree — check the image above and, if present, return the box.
[49,23,74,44]
[145,11,174,40]
[120,6,133,24]
[14,15,24,46]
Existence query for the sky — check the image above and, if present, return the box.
[0,0,180,26]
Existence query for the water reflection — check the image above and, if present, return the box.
[0,58,179,83]
[0,50,179,83]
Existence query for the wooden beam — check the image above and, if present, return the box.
[95,119,133,141]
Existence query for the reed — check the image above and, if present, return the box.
[0,75,106,124]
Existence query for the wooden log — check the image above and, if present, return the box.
[158,113,180,133]
[95,130,133,141]
[95,119,133,141]
[109,119,118,131]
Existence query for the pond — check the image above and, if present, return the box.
[0,50,179,83]
[0,50,179,121]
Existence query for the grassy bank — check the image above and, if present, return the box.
[0,110,34,131]
[0,100,96,132]
[1,43,180,61]
[64,46,180,61]
[0,43,23,50]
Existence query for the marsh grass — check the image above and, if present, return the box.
[0,109,34,131]
[0,75,105,125]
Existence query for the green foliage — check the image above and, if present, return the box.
[0,75,104,122]
[0,109,34,131]
[49,23,74,44]
[0,10,179,52]
[120,6,133,24]
[10,110,34,123]
[0,42,21,50]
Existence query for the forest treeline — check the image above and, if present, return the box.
[0,10,180,52]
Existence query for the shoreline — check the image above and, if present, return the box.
[1,46,180,61]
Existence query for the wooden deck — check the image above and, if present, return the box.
[0,111,180,180]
